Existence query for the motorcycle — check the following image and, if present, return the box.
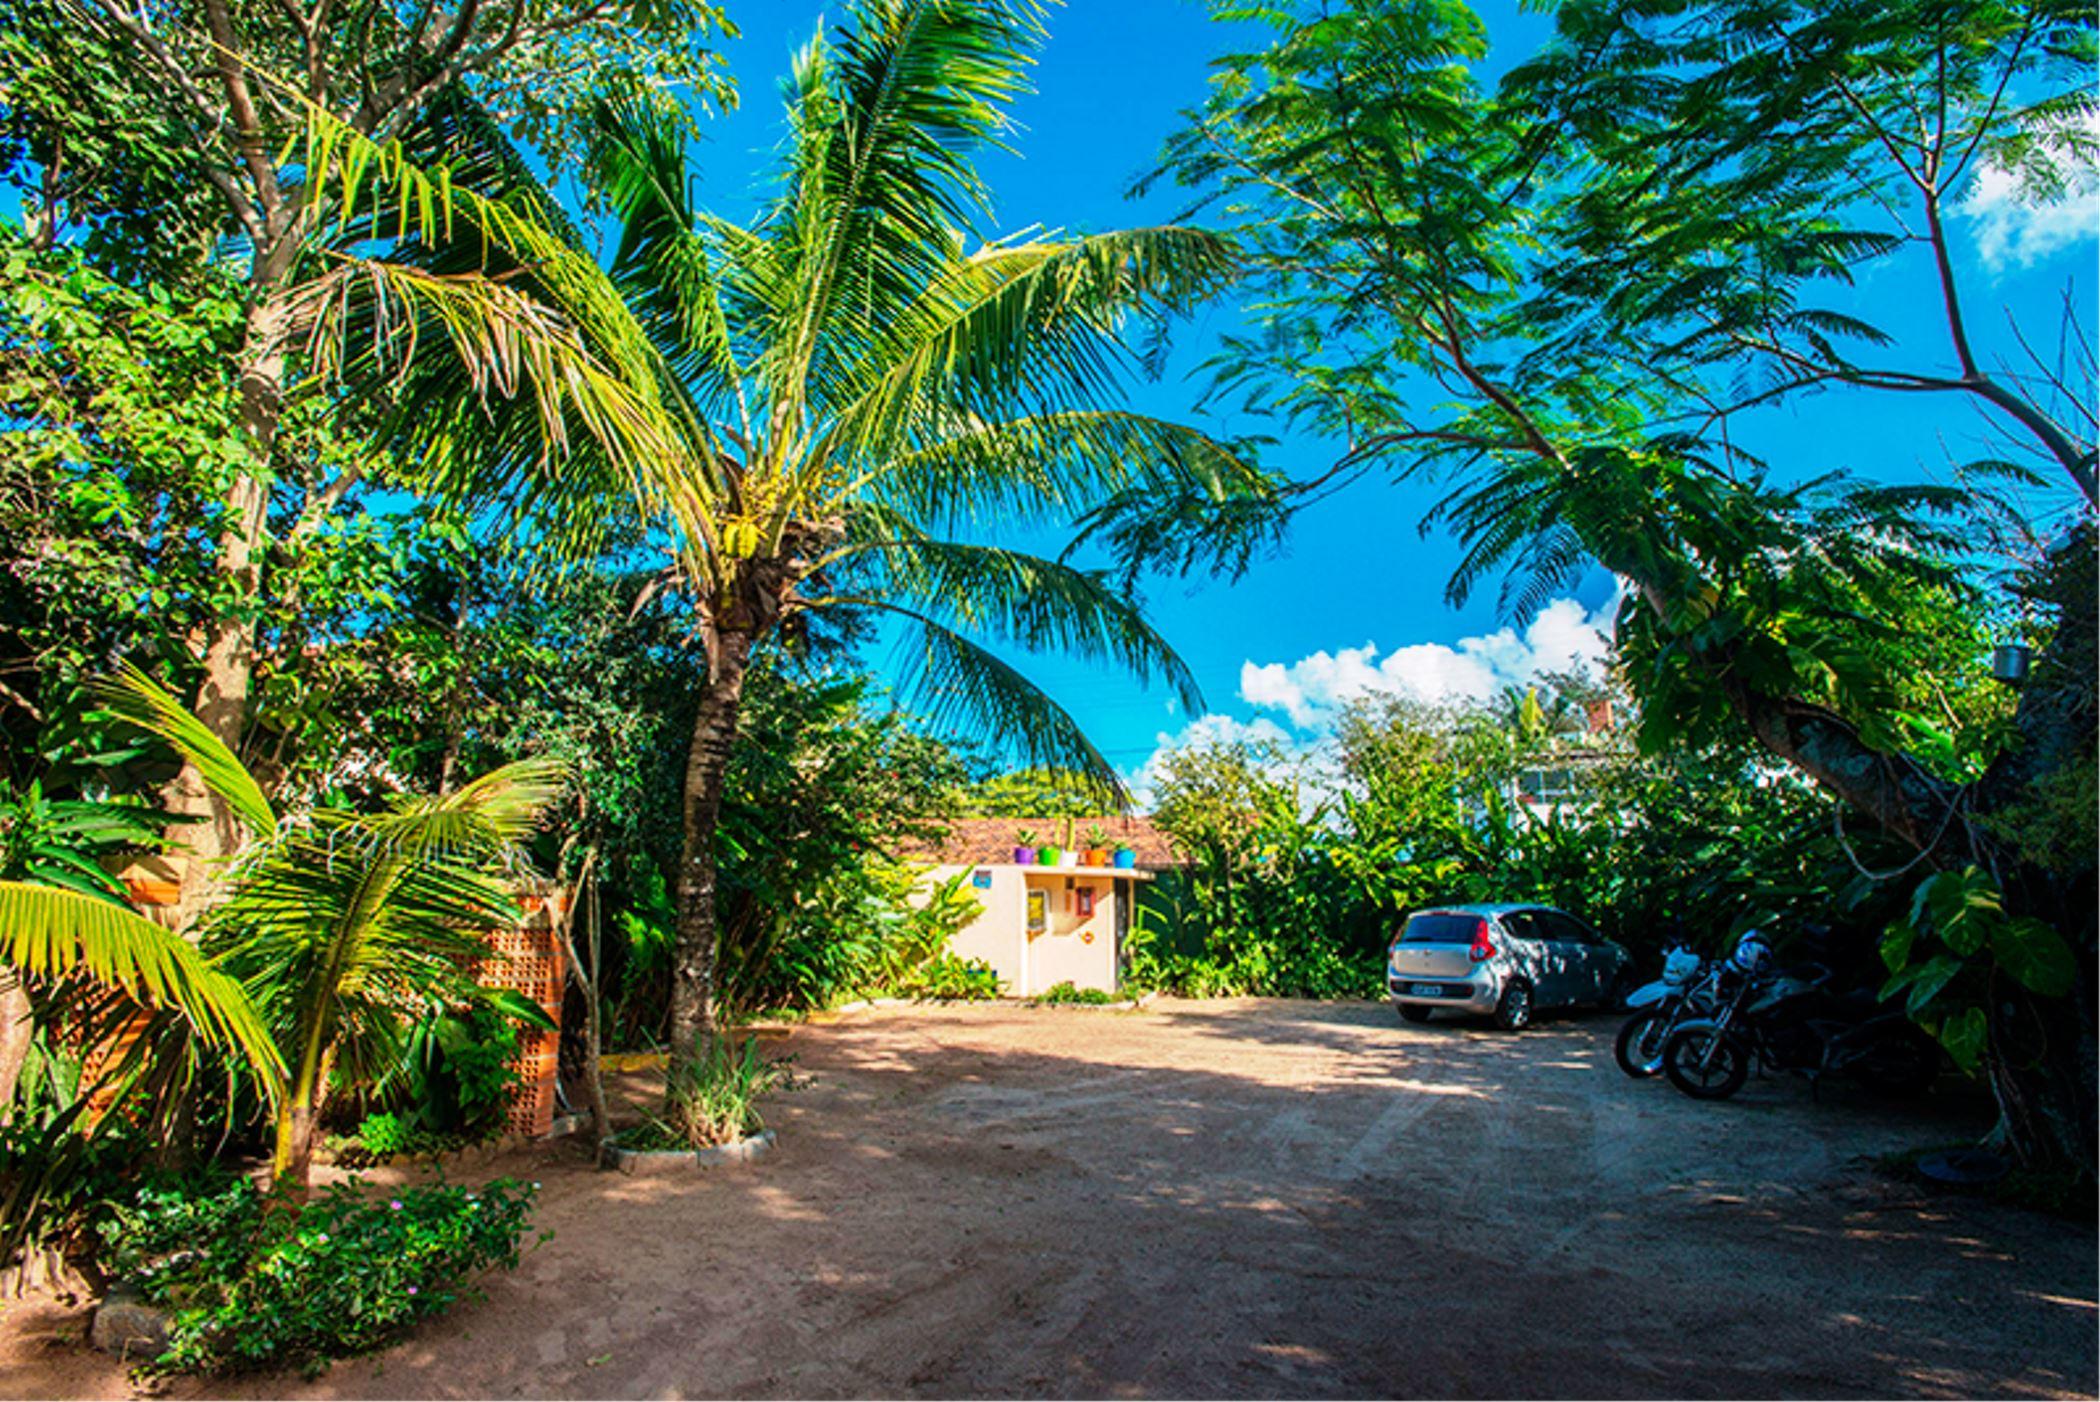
[1661,955,1941,1102]
[1614,946,1720,1078]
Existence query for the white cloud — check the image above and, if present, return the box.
[1960,111,2100,272]
[1234,596,1616,730]
[1123,595,1618,810]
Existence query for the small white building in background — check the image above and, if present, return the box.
[906,817,1182,996]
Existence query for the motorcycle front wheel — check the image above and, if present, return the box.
[1663,1027,1751,1100]
[1615,1011,1670,1078]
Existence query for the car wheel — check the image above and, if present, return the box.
[1615,1011,1669,1078]
[1492,982,1533,1032]
[1397,1004,1434,1024]
[1662,1026,1749,1100]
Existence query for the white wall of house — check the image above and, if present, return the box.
[920,864,1129,995]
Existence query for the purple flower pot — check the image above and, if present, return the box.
[1013,846,1038,865]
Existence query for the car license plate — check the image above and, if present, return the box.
[1409,983,1443,997]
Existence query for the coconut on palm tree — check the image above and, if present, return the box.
[485,0,1270,1092]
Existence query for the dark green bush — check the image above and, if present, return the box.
[99,1175,540,1374]
[352,1112,415,1158]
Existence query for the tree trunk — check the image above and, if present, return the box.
[1984,973,2098,1174]
[554,847,611,1150]
[0,976,33,1116]
[271,1102,319,1199]
[168,271,296,923]
[665,627,756,1098]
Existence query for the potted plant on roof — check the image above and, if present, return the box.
[1081,824,1111,867]
[1055,818,1080,868]
[1111,837,1137,870]
[1013,828,1041,865]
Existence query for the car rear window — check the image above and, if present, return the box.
[1399,912,1482,944]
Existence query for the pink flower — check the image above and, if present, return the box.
[389,1199,403,1210]
[406,1285,418,1296]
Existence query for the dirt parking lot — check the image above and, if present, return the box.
[5,998,2095,1399]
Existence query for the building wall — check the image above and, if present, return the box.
[920,864,1121,995]
[941,864,1027,985]
[1025,871,1116,993]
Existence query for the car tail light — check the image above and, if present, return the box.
[1469,919,1496,962]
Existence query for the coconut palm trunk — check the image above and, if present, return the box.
[667,626,755,1072]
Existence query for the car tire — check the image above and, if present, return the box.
[1397,1004,1434,1024]
[1662,1026,1750,1100]
[1615,1011,1669,1078]
[1491,982,1533,1032]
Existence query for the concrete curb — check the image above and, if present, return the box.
[600,1129,776,1174]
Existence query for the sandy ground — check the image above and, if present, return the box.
[3,998,2094,1400]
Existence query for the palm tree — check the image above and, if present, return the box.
[83,665,564,1193]
[489,0,1269,1086]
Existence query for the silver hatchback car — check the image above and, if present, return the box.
[1387,903,1632,1031]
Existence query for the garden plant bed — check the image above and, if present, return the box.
[601,1130,777,1175]
[4,999,2092,1400]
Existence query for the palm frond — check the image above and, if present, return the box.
[830,529,1203,713]
[865,407,1265,531]
[879,606,1126,800]
[92,664,277,841]
[774,0,1052,383]
[824,228,1239,459]
[0,882,282,1089]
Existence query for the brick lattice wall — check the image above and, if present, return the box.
[472,893,568,1138]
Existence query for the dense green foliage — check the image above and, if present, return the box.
[100,1176,539,1374]
[1130,690,1918,1000]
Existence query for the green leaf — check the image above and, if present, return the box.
[1879,918,1916,973]
[1991,918,2076,998]
[1927,866,2001,956]
[1937,1006,1987,1074]
[480,987,557,1031]
[1894,954,1963,1018]
[0,880,283,1089]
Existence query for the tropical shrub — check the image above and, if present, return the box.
[1131,691,1899,999]
[896,955,1002,1002]
[99,1175,539,1374]
[59,663,562,1193]
[1032,982,1117,1006]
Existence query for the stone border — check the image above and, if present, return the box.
[600,1129,776,1175]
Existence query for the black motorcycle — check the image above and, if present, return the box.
[1660,961,1940,1101]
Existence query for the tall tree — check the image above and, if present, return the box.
[8,0,731,912]
[1151,0,2094,1170]
[513,0,1273,1090]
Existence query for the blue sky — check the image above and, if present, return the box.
[672,1,2093,786]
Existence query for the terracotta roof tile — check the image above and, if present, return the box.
[899,816,1184,868]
